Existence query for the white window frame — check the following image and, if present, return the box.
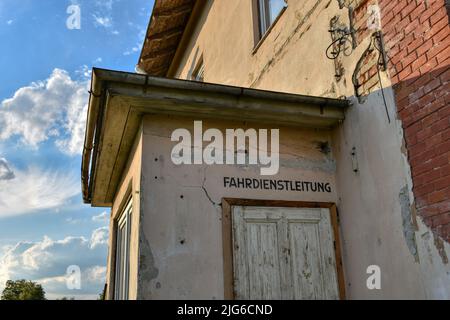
[114,198,132,300]
[257,0,287,37]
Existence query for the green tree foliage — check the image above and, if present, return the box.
[98,284,107,300]
[1,280,46,300]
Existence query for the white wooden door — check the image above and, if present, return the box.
[232,206,340,300]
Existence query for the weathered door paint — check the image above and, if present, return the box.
[232,206,339,300]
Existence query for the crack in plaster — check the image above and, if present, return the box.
[180,168,221,207]
[202,176,221,207]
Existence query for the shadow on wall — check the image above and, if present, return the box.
[352,45,449,246]
[373,0,450,244]
[393,62,449,244]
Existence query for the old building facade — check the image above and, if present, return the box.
[82,0,450,299]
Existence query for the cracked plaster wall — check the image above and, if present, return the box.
[136,115,337,299]
[166,0,450,299]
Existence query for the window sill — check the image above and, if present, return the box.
[252,6,287,55]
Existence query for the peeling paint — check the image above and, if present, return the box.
[399,185,419,262]
[433,233,449,265]
[410,201,419,230]
[421,232,434,265]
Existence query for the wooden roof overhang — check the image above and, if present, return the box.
[137,0,199,76]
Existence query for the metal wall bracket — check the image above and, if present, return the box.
[374,31,388,71]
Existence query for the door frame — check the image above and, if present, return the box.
[221,198,346,300]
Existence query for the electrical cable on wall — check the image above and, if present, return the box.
[373,32,391,123]
[350,31,392,123]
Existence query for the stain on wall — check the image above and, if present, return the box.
[138,227,159,299]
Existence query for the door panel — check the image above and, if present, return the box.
[246,222,281,299]
[232,206,287,299]
[289,221,324,299]
[231,206,340,300]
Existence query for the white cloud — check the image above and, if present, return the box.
[123,23,147,56]
[92,211,109,223]
[91,1,120,34]
[54,91,88,156]
[65,211,109,225]
[123,28,146,56]
[92,14,112,28]
[123,45,141,56]
[6,20,13,25]
[90,227,109,249]
[139,6,149,17]
[85,265,106,283]
[0,228,108,299]
[0,158,14,180]
[95,0,115,11]
[65,217,81,225]
[0,164,79,218]
[138,28,146,39]
[33,265,107,300]
[74,64,91,80]
[0,68,89,155]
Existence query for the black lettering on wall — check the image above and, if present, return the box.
[222,176,333,193]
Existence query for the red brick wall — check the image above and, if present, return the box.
[353,0,385,97]
[379,0,450,241]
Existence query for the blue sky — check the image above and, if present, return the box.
[0,0,154,299]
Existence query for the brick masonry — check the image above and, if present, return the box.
[378,0,450,241]
[352,0,385,98]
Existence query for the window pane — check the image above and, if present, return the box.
[268,0,285,24]
[114,227,123,299]
[114,200,132,300]
[258,0,286,36]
